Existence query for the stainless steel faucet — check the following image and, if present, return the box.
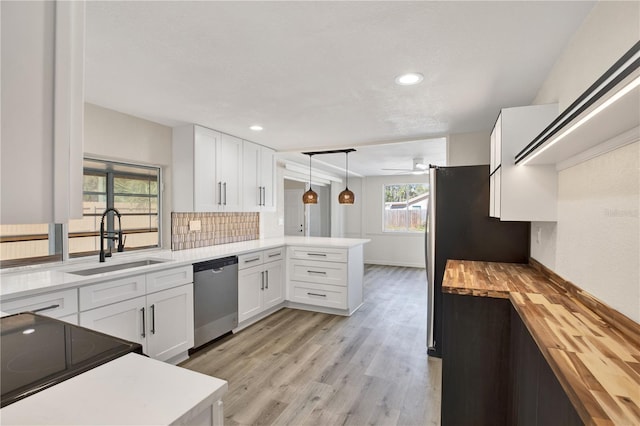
[99,208,124,262]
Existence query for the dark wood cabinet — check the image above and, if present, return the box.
[441,293,583,425]
[510,307,582,426]
[442,293,511,425]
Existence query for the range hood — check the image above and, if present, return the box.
[515,41,640,166]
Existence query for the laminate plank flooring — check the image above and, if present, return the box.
[181,264,442,426]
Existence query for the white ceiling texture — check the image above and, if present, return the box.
[85,1,595,177]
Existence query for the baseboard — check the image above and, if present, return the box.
[365,260,426,269]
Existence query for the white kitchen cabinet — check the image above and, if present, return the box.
[242,141,276,212]
[173,125,243,212]
[489,104,558,221]
[1,1,85,224]
[237,247,285,323]
[0,288,78,322]
[287,244,363,315]
[79,296,146,348]
[145,283,194,361]
[79,266,195,363]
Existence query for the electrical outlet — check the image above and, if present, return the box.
[189,220,201,232]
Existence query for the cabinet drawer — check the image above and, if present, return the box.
[80,275,146,311]
[288,246,347,263]
[289,260,347,286]
[263,247,284,264]
[147,266,193,294]
[238,251,264,269]
[289,282,347,309]
[1,288,78,319]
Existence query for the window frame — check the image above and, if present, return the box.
[382,183,429,234]
[67,158,162,258]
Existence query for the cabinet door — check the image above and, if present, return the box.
[80,296,147,352]
[242,141,261,211]
[194,126,219,212]
[263,261,284,309]
[238,266,263,322]
[260,146,276,211]
[217,133,243,211]
[146,284,194,362]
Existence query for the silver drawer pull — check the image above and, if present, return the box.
[307,253,327,257]
[268,253,281,258]
[307,292,327,297]
[307,270,327,275]
[31,304,60,313]
[244,257,261,263]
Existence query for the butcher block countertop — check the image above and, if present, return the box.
[442,259,640,426]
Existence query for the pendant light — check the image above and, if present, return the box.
[302,153,318,204]
[338,151,355,204]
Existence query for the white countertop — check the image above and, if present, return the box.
[0,353,228,425]
[0,236,370,300]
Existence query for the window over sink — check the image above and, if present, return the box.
[0,159,162,268]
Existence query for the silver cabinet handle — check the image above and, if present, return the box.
[244,256,261,263]
[265,270,269,289]
[307,253,327,257]
[268,252,280,258]
[260,271,265,290]
[223,182,227,205]
[31,304,60,313]
[217,182,222,205]
[141,307,146,338]
[257,186,262,206]
[307,270,327,275]
[261,186,266,206]
[150,304,156,334]
[307,292,327,297]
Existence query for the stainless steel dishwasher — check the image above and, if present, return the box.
[193,256,238,349]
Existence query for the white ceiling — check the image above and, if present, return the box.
[85,1,595,176]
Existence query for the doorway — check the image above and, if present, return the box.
[283,179,331,237]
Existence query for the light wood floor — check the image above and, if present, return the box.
[181,265,442,426]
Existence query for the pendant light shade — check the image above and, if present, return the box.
[339,151,355,204]
[302,154,318,204]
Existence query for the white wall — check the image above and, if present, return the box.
[529,1,640,322]
[344,175,428,268]
[447,131,491,166]
[84,103,173,249]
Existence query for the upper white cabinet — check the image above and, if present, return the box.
[1,1,85,224]
[489,104,558,222]
[242,141,276,212]
[173,125,243,212]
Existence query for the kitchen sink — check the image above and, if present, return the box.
[69,259,168,276]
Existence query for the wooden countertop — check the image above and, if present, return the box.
[442,259,640,426]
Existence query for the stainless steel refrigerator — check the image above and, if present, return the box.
[426,165,530,358]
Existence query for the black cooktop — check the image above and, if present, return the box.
[0,312,143,408]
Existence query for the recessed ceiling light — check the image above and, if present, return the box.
[395,73,424,86]
[249,125,263,131]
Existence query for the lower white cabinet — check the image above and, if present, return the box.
[0,288,78,323]
[238,247,284,323]
[78,265,194,363]
[287,244,364,315]
[80,283,194,362]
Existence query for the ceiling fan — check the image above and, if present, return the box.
[382,158,430,174]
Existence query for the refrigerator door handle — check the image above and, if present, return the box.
[426,167,437,351]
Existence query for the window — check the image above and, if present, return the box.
[383,183,429,233]
[68,159,160,257]
[0,159,161,268]
[0,224,63,268]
